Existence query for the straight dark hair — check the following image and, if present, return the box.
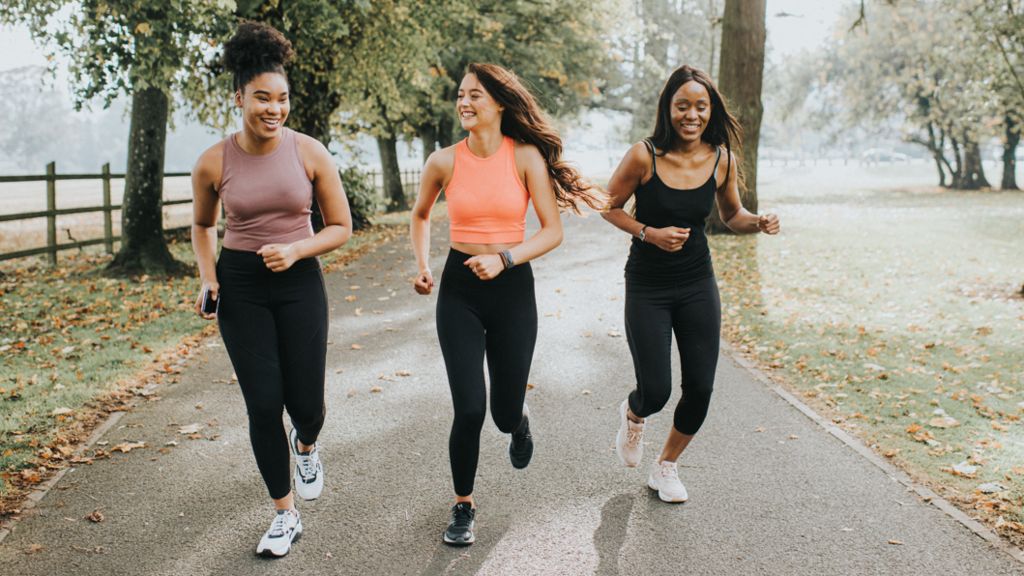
[467,63,601,213]
[650,65,744,190]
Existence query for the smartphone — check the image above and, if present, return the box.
[201,288,220,315]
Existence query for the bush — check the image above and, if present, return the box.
[340,167,382,231]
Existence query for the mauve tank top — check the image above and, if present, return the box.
[219,128,314,252]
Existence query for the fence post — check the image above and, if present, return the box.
[102,162,113,254]
[46,161,57,266]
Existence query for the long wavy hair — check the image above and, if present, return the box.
[650,65,744,190]
[466,63,601,212]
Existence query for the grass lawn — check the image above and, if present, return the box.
[711,161,1024,545]
[0,213,409,512]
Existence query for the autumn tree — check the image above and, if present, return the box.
[811,1,1002,190]
[1,0,234,275]
[410,0,617,174]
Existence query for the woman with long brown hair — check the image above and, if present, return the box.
[410,62,599,545]
[603,65,779,502]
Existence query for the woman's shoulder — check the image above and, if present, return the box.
[194,139,228,177]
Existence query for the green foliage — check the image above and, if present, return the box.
[1,0,236,109]
[339,166,380,231]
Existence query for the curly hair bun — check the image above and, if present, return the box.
[223,21,294,91]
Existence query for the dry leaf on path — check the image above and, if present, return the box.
[178,424,202,435]
[86,509,104,523]
[111,441,145,453]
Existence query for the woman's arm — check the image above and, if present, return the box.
[410,149,450,294]
[715,149,780,235]
[602,142,691,253]
[190,145,223,319]
[463,144,563,280]
[258,137,352,272]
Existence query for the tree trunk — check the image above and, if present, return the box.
[420,124,438,165]
[378,134,407,212]
[708,0,766,234]
[961,137,990,190]
[106,87,185,277]
[1002,115,1020,190]
[437,114,456,149]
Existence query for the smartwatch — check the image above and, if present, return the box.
[638,225,648,243]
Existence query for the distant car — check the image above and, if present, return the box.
[860,148,909,164]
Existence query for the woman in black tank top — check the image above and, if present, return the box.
[602,65,780,503]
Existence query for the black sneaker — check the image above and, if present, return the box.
[508,405,533,469]
[443,502,475,546]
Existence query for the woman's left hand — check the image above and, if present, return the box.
[257,243,299,272]
[757,213,780,235]
[464,254,505,280]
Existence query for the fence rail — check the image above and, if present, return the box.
[0,162,420,265]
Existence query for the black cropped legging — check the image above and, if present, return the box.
[216,248,328,500]
[624,275,721,435]
[436,249,536,497]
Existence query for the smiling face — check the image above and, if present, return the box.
[456,73,503,131]
[235,72,289,141]
[670,80,712,144]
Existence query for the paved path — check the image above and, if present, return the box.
[0,213,1020,575]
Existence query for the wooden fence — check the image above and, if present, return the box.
[0,163,420,265]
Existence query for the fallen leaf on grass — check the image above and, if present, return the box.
[177,424,202,435]
[111,441,145,453]
[943,461,978,478]
[977,482,1007,494]
[883,448,900,458]
[51,407,73,416]
[85,509,104,523]
[928,416,960,429]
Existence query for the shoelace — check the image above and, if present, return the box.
[659,462,679,479]
[268,512,292,537]
[296,449,318,480]
[625,425,643,447]
[452,505,473,528]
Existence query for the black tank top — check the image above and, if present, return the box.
[624,140,720,285]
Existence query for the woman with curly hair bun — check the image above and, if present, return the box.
[411,62,601,546]
[190,21,351,557]
[604,65,779,503]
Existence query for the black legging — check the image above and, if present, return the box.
[436,249,536,497]
[216,248,328,500]
[624,275,720,435]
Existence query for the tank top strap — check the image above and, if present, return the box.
[711,146,722,187]
[642,139,657,176]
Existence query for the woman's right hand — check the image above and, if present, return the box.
[646,226,690,252]
[413,269,434,295]
[194,280,220,319]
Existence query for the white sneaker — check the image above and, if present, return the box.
[616,399,644,467]
[290,428,323,500]
[256,509,302,557]
[647,459,688,503]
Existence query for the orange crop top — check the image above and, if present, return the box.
[445,136,530,244]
